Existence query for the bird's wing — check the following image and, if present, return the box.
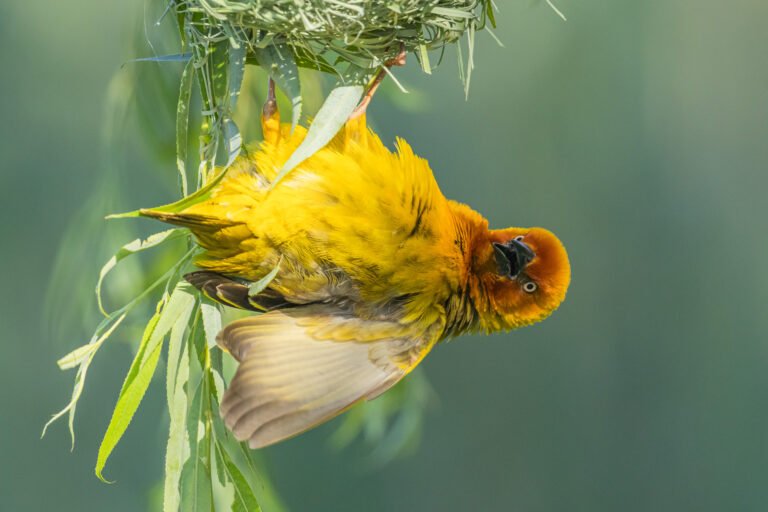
[184,271,291,311]
[217,306,440,448]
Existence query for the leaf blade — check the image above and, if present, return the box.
[96,229,184,316]
[247,258,282,297]
[95,283,196,482]
[270,84,363,188]
[163,304,195,511]
[176,59,194,196]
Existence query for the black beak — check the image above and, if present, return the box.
[493,239,536,278]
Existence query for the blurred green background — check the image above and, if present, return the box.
[2,0,768,510]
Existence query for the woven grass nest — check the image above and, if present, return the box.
[178,0,496,75]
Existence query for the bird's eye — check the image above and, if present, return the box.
[523,281,537,293]
[514,235,525,241]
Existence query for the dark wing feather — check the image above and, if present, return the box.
[184,271,292,311]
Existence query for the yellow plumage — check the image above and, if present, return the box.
[142,113,570,448]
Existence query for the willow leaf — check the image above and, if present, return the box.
[41,313,127,446]
[163,304,195,512]
[270,84,363,188]
[55,314,127,371]
[227,44,246,112]
[176,59,194,196]
[181,376,213,511]
[248,258,282,297]
[94,306,162,483]
[222,44,246,167]
[44,251,194,447]
[96,229,184,316]
[127,53,193,64]
[215,441,262,512]
[201,300,222,349]
[223,117,242,168]
[95,283,196,482]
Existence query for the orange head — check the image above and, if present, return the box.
[470,227,571,332]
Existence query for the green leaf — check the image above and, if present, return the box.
[163,303,196,512]
[181,376,213,511]
[254,44,303,132]
[247,258,282,297]
[42,313,127,446]
[94,306,161,483]
[95,283,196,482]
[222,117,242,168]
[96,229,184,316]
[176,59,194,196]
[227,45,246,112]
[418,44,432,75]
[485,0,497,28]
[127,53,193,64]
[212,445,237,508]
[44,249,195,447]
[201,300,222,349]
[222,44,246,167]
[214,441,262,512]
[209,40,231,111]
[236,444,288,512]
[55,314,127,371]
[270,83,363,188]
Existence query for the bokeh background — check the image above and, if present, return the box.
[2,0,768,510]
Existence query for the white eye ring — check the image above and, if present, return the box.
[523,281,538,293]
[514,235,525,241]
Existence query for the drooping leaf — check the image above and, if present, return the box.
[418,44,432,75]
[44,250,196,447]
[95,283,196,482]
[221,44,247,167]
[270,83,363,187]
[94,306,162,482]
[96,229,185,316]
[485,0,497,28]
[180,374,213,511]
[126,53,193,64]
[201,300,222,349]
[214,441,262,512]
[247,258,282,297]
[163,304,197,511]
[222,117,242,168]
[227,44,246,112]
[211,445,237,509]
[54,314,127,371]
[176,59,194,196]
[42,313,127,446]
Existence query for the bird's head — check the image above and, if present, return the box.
[471,227,571,332]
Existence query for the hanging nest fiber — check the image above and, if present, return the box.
[177,0,497,75]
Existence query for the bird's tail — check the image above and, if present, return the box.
[139,209,216,229]
[139,208,249,255]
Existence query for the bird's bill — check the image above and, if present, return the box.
[493,239,536,278]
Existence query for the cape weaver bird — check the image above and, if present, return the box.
[142,88,571,448]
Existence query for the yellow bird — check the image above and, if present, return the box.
[142,104,571,449]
